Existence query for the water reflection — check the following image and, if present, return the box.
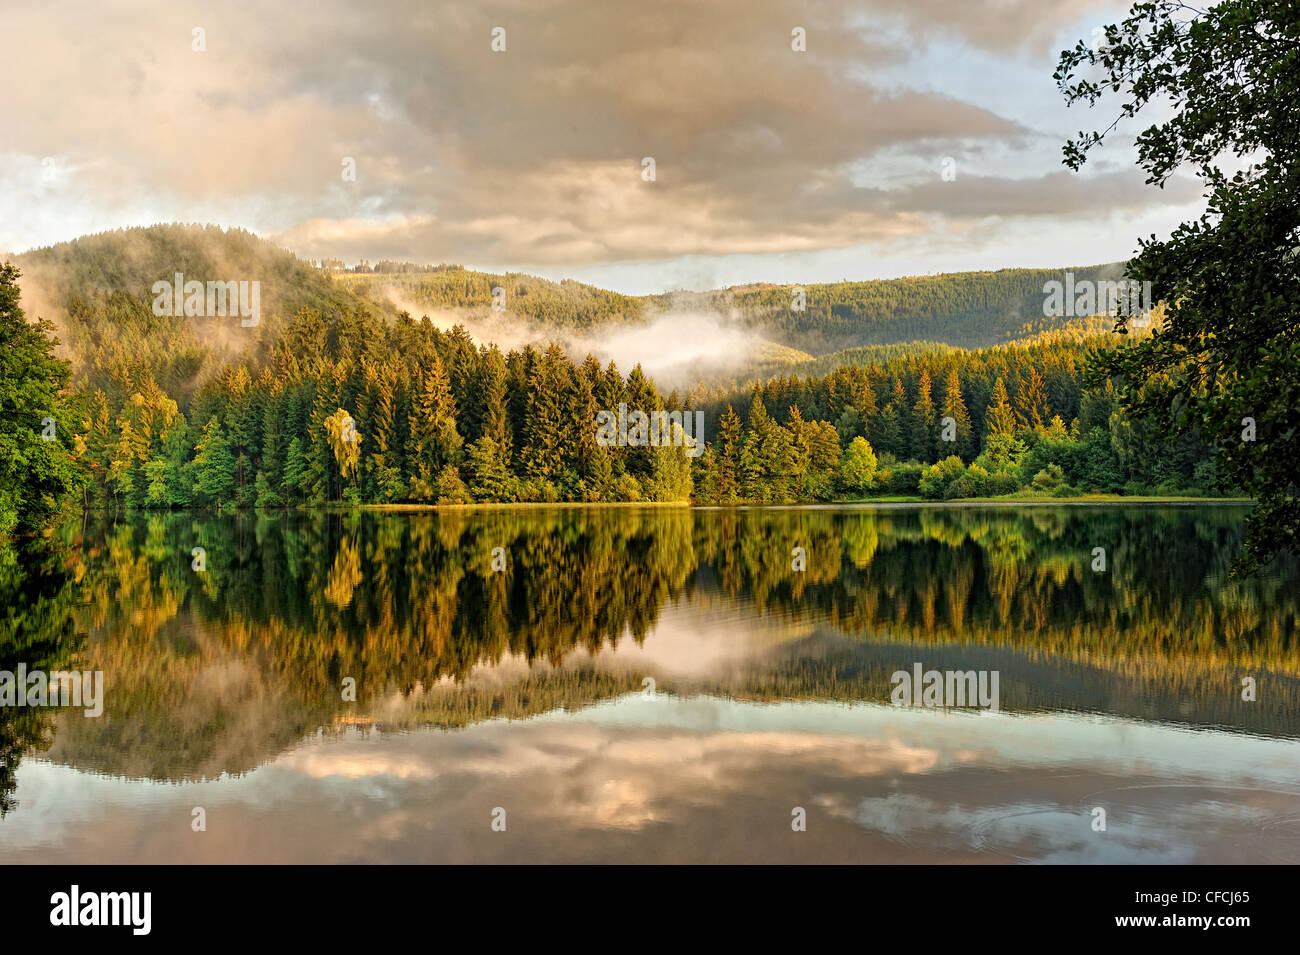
[2,505,1297,862]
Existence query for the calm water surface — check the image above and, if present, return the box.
[2,504,1298,863]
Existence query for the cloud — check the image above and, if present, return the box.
[0,0,1180,284]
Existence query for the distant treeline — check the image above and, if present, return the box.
[10,224,1217,512]
[76,298,1220,510]
[651,263,1131,353]
[79,303,696,508]
[317,260,467,274]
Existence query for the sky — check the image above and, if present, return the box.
[0,0,1205,295]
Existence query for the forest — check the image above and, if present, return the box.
[67,302,1220,511]
[0,225,1228,530]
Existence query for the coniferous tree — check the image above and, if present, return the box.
[715,405,743,504]
[363,359,404,502]
[911,371,937,463]
[466,436,511,501]
[806,419,842,500]
[1015,366,1051,432]
[306,371,340,503]
[191,418,237,506]
[985,377,1019,438]
[741,393,793,503]
[571,360,602,493]
[940,370,974,459]
[649,426,693,502]
[406,355,461,501]
[144,415,193,507]
[873,379,907,460]
[281,437,308,502]
[478,346,513,462]
[260,388,287,498]
[520,345,572,486]
[81,389,113,509]
[835,405,864,447]
[786,406,814,497]
[623,364,656,480]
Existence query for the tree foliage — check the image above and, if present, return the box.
[0,265,85,536]
[1057,0,1300,570]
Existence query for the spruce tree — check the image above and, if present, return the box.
[911,371,937,463]
[940,370,974,459]
[406,354,462,500]
[191,418,237,506]
[985,377,1019,438]
[281,437,308,502]
[716,405,743,504]
[1015,367,1050,432]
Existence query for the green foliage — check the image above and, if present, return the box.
[1058,0,1300,570]
[0,264,86,536]
[1032,464,1067,492]
[466,436,512,502]
[191,418,237,505]
[919,455,967,500]
[281,437,308,503]
[649,430,694,503]
[875,461,926,495]
[839,437,878,494]
[740,394,794,504]
[253,470,282,508]
[435,465,472,504]
[5,224,1238,514]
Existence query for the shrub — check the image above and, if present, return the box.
[919,455,966,500]
[1154,477,1182,496]
[988,467,1021,495]
[945,474,977,499]
[615,472,643,502]
[872,462,924,495]
[435,465,473,504]
[965,464,991,495]
[974,433,1028,473]
[1192,459,1219,492]
[1031,464,1066,491]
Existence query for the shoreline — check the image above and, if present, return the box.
[63,495,1255,516]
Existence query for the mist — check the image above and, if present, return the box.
[379,286,763,390]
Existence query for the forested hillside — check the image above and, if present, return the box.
[7,224,1214,515]
[648,264,1132,354]
[16,225,360,404]
[339,269,646,329]
[66,292,1216,511]
[341,256,1130,354]
[17,225,1128,391]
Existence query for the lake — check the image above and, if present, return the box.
[2,503,1298,863]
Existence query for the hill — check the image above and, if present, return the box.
[11,224,1132,405]
[15,225,358,403]
[339,256,1131,354]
